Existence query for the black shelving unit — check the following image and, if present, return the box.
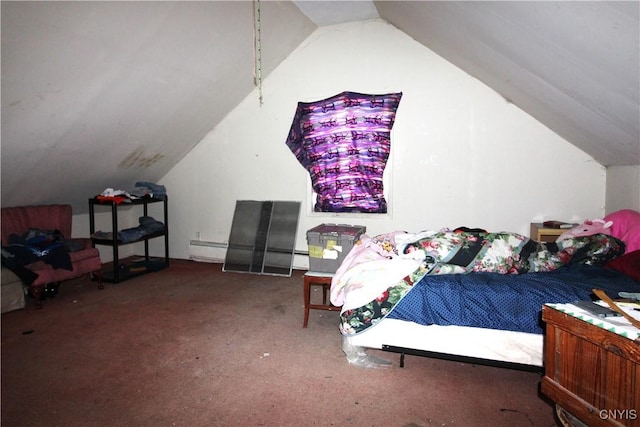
[89,196,169,283]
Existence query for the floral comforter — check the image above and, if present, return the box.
[330,229,625,335]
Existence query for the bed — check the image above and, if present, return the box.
[330,228,640,370]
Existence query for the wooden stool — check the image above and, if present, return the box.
[303,272,341,327]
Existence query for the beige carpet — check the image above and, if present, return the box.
[1,260,558,426]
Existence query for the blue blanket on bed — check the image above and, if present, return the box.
[386,264,640,334]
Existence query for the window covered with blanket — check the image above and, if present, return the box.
[285,91,402,213]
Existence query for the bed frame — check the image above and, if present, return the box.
[344,318,544,373]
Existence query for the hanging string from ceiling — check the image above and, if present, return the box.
[253,0,263,106]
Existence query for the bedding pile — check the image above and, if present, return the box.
[331,229,634,335]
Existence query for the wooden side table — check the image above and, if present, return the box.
[540,304,640,426]
[303,272,341,327]
[530,223,566,242]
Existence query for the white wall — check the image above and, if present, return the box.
[160,20,606,266]
[606,166,640,214]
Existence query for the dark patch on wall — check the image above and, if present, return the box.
[119,148,165,169]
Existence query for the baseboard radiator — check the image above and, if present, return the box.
[188,240,309,269]
[188,240,227,263]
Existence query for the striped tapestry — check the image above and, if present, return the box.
[285,91,402,213]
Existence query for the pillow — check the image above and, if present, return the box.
[605,250,640,282]
[603,209,640,253]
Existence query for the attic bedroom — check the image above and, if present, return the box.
[2,1,638,263]
[2,2,639,425]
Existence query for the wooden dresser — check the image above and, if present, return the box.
[541,304,640,427]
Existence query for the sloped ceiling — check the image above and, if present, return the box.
[2,1,638,215]
[1,1,316,213]
[374,1,640,168]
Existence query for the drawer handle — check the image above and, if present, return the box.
[605,343,622,356]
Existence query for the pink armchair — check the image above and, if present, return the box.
[1,204,103,308]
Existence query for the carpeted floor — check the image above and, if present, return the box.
[1,260,559,426]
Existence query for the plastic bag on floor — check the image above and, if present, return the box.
[342,336,392,368]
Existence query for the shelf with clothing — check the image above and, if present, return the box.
[89,196,169,283]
